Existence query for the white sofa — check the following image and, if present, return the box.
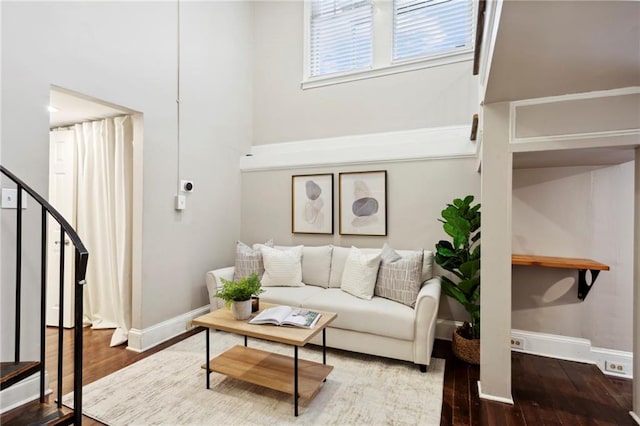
[205,245,441,372]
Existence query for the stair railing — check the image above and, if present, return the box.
[1,165,88,425]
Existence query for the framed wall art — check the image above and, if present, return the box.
[339,170,387,236]
[291,173,334,234]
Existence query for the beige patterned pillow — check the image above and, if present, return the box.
[232,239,273,282]
[375,249,424,308]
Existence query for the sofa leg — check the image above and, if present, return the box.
[419,364,428,373]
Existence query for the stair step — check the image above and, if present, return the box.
[1,400,74,426]
[0,361,41,391]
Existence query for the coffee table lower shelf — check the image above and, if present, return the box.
[201,345,333,400]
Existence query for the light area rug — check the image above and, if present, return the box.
[63,330,445,425]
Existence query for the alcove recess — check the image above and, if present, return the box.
[485,89,639,300]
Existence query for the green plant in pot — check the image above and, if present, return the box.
[215,273,264,320]
[435,195,481,364]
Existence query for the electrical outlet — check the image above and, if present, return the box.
[605,360,632,374]
[510,337,525,350]
[2,188,28,209]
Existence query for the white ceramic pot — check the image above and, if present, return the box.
[231,299,252,320]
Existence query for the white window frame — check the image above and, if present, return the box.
[302,0,476,90]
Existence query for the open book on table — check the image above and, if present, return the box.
[249,305,321,329]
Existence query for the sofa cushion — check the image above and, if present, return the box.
[302,245,333,288]
[301,289,415,341]
[232,239,273,282]
[375,249,424,308]
[340,247,382,300]
[260,245,304,287]
[259,285,324,307]
[328,246,351,288]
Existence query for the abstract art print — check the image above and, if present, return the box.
[339,170,387,236]
[291,173,333,234]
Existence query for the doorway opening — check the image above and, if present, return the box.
[47,86,143,347]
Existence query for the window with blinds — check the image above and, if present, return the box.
[393,0,474,62]
[310,0,373,77]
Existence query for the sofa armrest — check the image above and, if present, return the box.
[413,277,442,366]
[205,266,235,311]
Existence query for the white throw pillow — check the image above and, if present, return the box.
[302,245,333,288]
[260,245,304,287]
[340,247,382,300]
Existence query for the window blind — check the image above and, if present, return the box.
[393,0,473,62]
[310,0,373,77]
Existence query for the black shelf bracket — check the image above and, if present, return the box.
[577,269,601,301]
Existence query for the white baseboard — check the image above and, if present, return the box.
[630,411,640,425]
[477,381,514,405]
[511,328,633,379]
[435,319,463,341]
[127,305,210,353]
[434,321,633,379]
[0,373,51,414]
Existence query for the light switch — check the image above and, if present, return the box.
[2,188,28,209]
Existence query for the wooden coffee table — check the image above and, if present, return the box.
[192,303,337,416]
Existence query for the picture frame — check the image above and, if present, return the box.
[291,173,334,234]
[339,170,387,236]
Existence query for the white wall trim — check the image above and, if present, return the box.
[630,411,640,425]
[510,129,640,146]
[301,52,474,90]
[126,305,210,353]
[479,0,503,96]
[0,373,51,414]
[477,381,514,405]
[434,321,633,379]
[508,86,640,147]
[240,126,477,172]
[510,86,640,109]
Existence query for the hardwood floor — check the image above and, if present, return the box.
[3,327,634,425]
[433,339,634,425]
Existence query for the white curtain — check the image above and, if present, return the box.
[75,116,133,347]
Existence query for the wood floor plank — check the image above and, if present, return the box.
[559,360,636,425]
[452,358,471,425]
[467,357,482,426]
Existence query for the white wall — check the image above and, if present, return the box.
[0,0,253,366]
[252,1,478,145]
[512,163,635,351]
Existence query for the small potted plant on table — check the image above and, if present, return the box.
[435,195,481,364]
[215,273,264,320]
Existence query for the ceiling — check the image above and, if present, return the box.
[49,89,132,128]
[484,1,640,104]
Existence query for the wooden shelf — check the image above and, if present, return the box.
[512,254,610,271]
[201,345,333,400]
[512,254,610,300]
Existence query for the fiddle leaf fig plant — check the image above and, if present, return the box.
[435,195,481,339]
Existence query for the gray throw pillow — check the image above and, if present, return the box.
[232,239,273,282]
[374,247,423,308]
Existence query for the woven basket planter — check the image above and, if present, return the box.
[452,326,480,365]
